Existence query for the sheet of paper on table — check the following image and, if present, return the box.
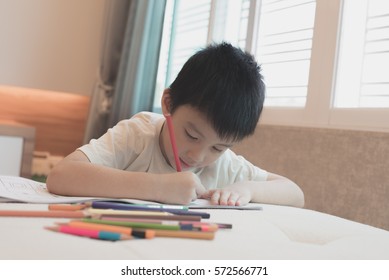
[0,175,261,210]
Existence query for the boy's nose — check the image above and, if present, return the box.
[186,148,205,165]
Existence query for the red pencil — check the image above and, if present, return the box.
[164,113,182,172]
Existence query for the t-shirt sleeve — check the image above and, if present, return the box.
[78,117,150,169]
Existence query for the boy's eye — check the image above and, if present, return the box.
[185,130,198,140]
[213,146,224,153]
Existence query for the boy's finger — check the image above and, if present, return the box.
[198,190,212,199]
[227,193,240,206]
[195,185,207,197]
[210,191,221,205]
[218,191,231,206]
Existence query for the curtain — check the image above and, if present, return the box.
[84,0,166,143]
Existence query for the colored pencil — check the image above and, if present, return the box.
[87,208,171,216]
[81,218,193,231]
[89,201,210,218]
[95,216,219,232]
[164,113,182,172]
[180,221,233,229]
[45,225,132,241]
[78,220,215,240]
[66,220,133,235]
[89,201,188,211]
[0,209,87,218]
[148,228,215,240]
[100,213,202,221]
[48,204,87,211]
[89,201,189,212]
[131,230,156,239]
[170,209,210,219]
[65,220,155,239]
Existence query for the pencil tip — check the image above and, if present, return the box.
[44,226,58,231]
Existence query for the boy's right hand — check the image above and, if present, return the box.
[158,172,206,205]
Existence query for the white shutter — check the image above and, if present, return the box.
[166,0,212,86]
[211,0,251,49]
[255,0,317,107]
[153,0,212,109]
[335,0,389,108]
[154,0,250,110]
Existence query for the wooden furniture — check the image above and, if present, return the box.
[0,85,90,157]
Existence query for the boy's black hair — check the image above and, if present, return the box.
[168,42,265,142]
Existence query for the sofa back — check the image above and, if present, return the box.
[233,124,389,231]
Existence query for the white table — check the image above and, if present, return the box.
[1,202,389,260]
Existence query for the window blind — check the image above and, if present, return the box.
[255,0,316,107]
[154,0,250,110]
[360,1,389,107]
[153,0,211,109]
[335,0,389,108]
[166,0,212,86]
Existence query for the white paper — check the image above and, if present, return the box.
[0,176,261,210]
[189,198,262,210]
[0,176,98,203]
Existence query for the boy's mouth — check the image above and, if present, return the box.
[180,158,193,169]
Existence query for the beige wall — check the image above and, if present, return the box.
[0,0,106,96]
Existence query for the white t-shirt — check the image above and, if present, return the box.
[79,112,268,189]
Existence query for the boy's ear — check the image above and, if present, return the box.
[161,88,172,115]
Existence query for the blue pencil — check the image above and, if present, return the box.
[90,201,187,211]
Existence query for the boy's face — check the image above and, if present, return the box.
[160,104,235,171]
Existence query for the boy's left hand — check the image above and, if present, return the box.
[200,185,251,206]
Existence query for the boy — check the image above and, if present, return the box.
[47,42,304,207]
